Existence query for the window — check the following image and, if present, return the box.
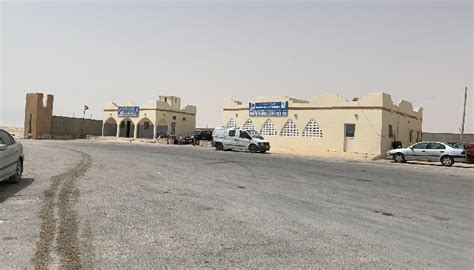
[173,116,176,120]
[428,143,446,150]
[0,131,13,145]
[228,130,236,137]
[281,119,299,137]
[240,130,251,139]
[412,143,429,149]
[409,130,414,143]
[243,119,255,131]
[302,119,323,138]
[226,119,237,129]
[388,125,394,138]
[345,124,356,138]
[183,117,186,121]
[260,119,277,136]
[144,122,150,129]
[120,122,125,128]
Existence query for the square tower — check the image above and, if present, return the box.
[24,93,54,139]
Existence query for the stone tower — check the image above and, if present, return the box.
[24,93,54,139]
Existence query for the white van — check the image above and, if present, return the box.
[212,128,270,153]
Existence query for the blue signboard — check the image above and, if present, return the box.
[249,101,288,117]
[118,106,140,117]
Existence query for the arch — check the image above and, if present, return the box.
[302,119,323,138]
[156,118,168,137]
[280,119,299,136]
[260,119,277,136]
[137,117,154,139]
[103,117,117,137]
[119,118,136,138]
[243,119,255,131]
[226,118,237,129]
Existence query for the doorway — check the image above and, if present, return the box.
[344,124,356,152]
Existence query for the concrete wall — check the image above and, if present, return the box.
[51,116,103,139]
[422,132,474,143]
[223,92,422,156]
[24,93,54,139]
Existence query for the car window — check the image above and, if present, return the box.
[228,130,236,137]
[240,131,252,139]
[428,143,446,150]
[412,143,428,149]
[0,131,13,146]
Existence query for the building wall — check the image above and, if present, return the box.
[422,132,474,143]
[222,92,422,156]
[24,93,54,139]
[51,116,103,139]
[102,96,196,139]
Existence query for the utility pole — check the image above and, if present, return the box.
[460,86,468,142]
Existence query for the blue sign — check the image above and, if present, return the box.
[118,106,140,117]
[249,101,288,117]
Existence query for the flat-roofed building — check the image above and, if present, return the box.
[103,96,196,139]
[222,92,422,156]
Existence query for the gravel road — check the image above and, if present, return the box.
[1,140,473,268]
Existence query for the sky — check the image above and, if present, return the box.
[1,0,472,132]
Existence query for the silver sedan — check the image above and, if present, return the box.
[0,129,24,183]
[387,141,466,167]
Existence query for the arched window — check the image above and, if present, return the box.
[226,118,237,128]
[243,119,255,131]
[260,119,277,136]
[280,119,299,136]
[302,119,323,138]
[409,130,414,143]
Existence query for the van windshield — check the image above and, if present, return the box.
[247,129,264,140]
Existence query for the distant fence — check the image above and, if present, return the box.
[51,116,102,139]
[422,132,474,143]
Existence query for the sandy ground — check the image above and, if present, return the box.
[0,126,24,139]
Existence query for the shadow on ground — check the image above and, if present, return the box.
[0,178,35,203]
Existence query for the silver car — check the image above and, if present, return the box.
[0,129,24,183]
[387,141,466,167]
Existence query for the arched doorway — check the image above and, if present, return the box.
[103,118,118,137]
[137,118,154,139]
[156,118,168,137]
[119,118,135,138]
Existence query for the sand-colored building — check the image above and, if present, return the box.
[103,96,196,139]
[222,92,423,156]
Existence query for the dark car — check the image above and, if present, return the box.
[192,129,214,141]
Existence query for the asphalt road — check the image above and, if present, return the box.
[1,140,473,269]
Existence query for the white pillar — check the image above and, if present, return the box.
[116,123,120,137]
[133,123,138,139]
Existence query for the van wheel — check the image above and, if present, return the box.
[215,143,223,151]
[440,156,454,167]
[10,160,23,184]
[393,153,406,163]
[249,144,257,153]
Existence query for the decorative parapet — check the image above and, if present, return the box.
[104,98,196,115]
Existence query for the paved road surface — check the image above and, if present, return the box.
[1,140,473,268]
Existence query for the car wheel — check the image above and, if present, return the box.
[249,144,257,153]
[10,160,23,184]
[393,153,406,163]
[440,156,454,167]
[215,143,223,151]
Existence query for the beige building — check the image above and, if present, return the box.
[103,96,196,139]
[223,92,423,156]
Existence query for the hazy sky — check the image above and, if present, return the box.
[1,0,472,132]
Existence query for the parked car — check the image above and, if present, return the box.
[447,142,474,164]
[387,141,466,167]
[192,129,214,141]
[213,128,270,153]
[0,129,24,183]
